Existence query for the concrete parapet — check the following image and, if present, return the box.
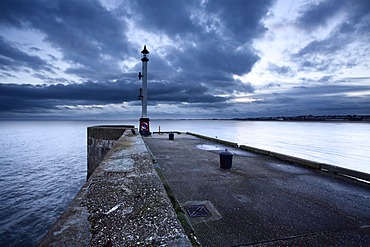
[40,128,191,246]
[239,144,322,169]
[239,144,370,183]
[87,125,135,179]
[320,163,370,182]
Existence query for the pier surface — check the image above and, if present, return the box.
[39,129,191,246]
[144,133,370,246]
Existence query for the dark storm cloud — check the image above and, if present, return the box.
[127,0,273,41]
[0,77,234,115]
[126,0,196,36]
[129,0,273,81]
[295,0,345,31]
[207,0,273,42]
[4,0,367,118]
[0,36,52,72]
[0,0,274,82]
[130,1,270,108]
[293,0,370,72]
[0,80,136,113]
[244,84,370,117]
[0,0,131,79]
[149,80,226,104]
[0,71,16,79]
[288,84,370,97]
[0,0,272,115]
[296,0,370,32]
[297,39,343,57]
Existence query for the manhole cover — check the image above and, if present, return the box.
[185,205,210,218]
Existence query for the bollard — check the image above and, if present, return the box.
[220,148,233,169]
[169,132,174,140]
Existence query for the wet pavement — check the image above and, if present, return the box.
[144,133,370,246]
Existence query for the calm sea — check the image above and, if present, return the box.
[0,120,369,246]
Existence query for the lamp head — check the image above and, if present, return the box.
[141,45,149,62]
[141,45,149,55]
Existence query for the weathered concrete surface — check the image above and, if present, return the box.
[40,130,191,246]
[144,133,370,247]
[87,125,134,179]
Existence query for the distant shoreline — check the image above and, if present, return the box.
[229,114,370,122]
[0,115,369,122]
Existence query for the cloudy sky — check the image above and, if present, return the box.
[0,0,369,119]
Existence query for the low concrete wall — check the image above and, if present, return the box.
[239,144,321,169]
[87,125,134,179]
[40,128,191,246]
[239,145,370,182]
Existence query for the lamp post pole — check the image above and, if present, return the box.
[138,45,151,136]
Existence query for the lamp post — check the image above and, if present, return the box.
[138,45,151,136]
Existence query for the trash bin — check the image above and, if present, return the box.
[220,148,233,169]
[169,132,174,140]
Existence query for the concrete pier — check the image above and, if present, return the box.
[144,133,370,246]
[41,129,369,246]
[40,127,191,246]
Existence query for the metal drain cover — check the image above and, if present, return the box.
[185,205,210,218]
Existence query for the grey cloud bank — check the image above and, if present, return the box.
[0,0,369,119]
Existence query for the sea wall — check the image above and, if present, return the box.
[40,126,191,246]
[87,125,134,179]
